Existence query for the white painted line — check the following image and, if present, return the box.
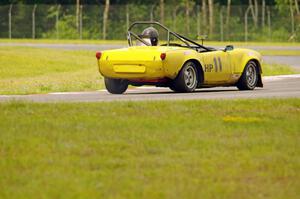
[17,74,300,96]
[49,92,84,95]
[99,87,164,92]
[263,74,300,81]
[49,91,100,95]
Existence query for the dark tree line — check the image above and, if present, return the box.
[0,0,277,5]
[0,0,298,41]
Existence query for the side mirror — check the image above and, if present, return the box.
[224,45,234,52]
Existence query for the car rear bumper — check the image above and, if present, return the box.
[98,60,165,80]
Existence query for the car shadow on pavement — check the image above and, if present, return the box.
[125,88,240,95]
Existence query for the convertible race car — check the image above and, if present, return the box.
[96,21,263,94]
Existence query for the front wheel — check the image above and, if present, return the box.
[237,61,258,90]
[104,78,128,94]
[170,61,198,92]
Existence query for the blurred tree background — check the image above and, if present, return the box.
[0,0,299,42]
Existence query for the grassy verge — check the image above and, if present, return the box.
[204,41,300,47]
[0,46,297,95]
[0,39,127,44]
[0,99,299,199]
[1,39,300,47]
[262,64,297,76]
[0,47,102,95]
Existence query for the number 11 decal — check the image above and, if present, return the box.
[213,57,222,72]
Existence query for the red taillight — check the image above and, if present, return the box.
[160,53,166,60]
[96,51,102,60]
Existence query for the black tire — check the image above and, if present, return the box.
[237,61,258,90]
[168,84,177,92]
[104,77,128,94]
[170,61,199,92]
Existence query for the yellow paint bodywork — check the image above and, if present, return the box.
[98,46,262,85]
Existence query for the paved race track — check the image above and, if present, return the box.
[2,43,300,69]
[1,75,299,102]
[263,56,300,68]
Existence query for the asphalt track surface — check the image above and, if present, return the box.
[1,43,299,102]
[1,43,300,68]
[1,75,299,102]
[263,55,300,69]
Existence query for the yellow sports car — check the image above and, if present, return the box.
[96,21,263,94]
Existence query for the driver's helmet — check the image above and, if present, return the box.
[141,27,159,46]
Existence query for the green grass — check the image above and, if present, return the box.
[0,47,102,94]
[1,39,300,46]
[204,41,300,47]
[262,64,297,76]
[0,99,299,199]
[0,46,298,95]
[0,39,127,44]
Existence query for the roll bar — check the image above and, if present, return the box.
[127,21,209,51]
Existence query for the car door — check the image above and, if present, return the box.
[202,50,232,83]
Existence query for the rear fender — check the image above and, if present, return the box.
[163,50,204,80]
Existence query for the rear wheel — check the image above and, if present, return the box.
[170,61,198,92]
[104,77,128,94]
[237,61,258,90]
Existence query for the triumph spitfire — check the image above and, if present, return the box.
[96,21,263,94]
